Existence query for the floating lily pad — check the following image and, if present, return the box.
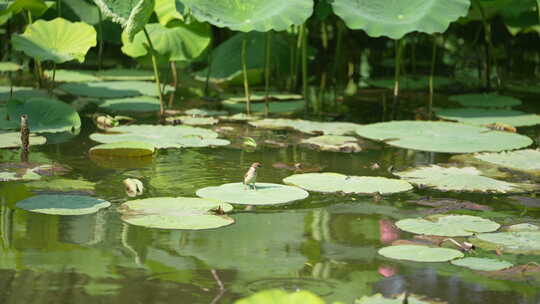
[378,245,464,262]
[44,69,100,82]
[223,92,303,103]
[219,113,261,122]
[473,149,540,176]
[395,214,500,237]
[249,118,360,135]
[0,86,48,102]
[506,223,540,232]
[367,76,454,90]
[301,135,362,152]
[449,93,522,108]
[184,108,228,117]
[222,99,305,114]
[451,257,513,272]
[196,182,309,206]
[95,68,155,81]
[119,197,234,230]
[89,124,229,148]
[506,83,540,94]
[234,289,325,304]
[283,173,413,195]
[16,194,110,215]
[355,121,533,153]
[435,108,540,127]
[89,141,155,157]
[471,231,540,254]
[356,293,446,304]
[0,132,46,148]
[395,165,538,193]
[26,178,95,193]
[0,165,42,181]
[98,96,161,113]
[165,116,219,126]
[0,62,22,72]
[59,81,173,98]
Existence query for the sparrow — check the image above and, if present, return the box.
[244,162,262,190]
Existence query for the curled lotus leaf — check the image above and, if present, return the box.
[378,244,464,262]
[119,197,234,230]
[435,108,540,127]
[449,93,522,108]
[395,214,500,237]
[196,182,309,206]
[16,194,110,215]
[471,231,540,254]
[450,257,513,272]
[283,172,413,195]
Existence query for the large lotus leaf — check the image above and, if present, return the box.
[59,81,173,98]
[179,0,313,32]
[395,165,538,193]
[122,22,210,61]
[44,69,100,82]
[98,96,161,113]
[16,194,110,215]
[355,121,533,153]
[332,0,470,39]
[0,86,48,102]
[301,135,362,152]
[90,124,229,148]
[473,149,540,175]
[450,257,513,271]
[6,97,81,133]
[196,182,309,206]
[250,118,361,135]
[234,289,325,304]
[367,76,454,90]
[435,108,540,127]
[89,141,155,157]
[471,231,540,254]
[95,68,154,80]
[0,62,22,72]
[378,245,464,262]
[0,132,46,148]
[12,18,97,63]
[26,178,96,192]
[283,172,413,195]
[63,0,101,25]
[356,293,447,304]
[155,0,183,25]
[92,0,155,42]
[119,197,234,230]
[395,214,500,237]
[222,100,305,114]
[449,93,522,108]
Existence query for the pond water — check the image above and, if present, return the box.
[0,91,539,304]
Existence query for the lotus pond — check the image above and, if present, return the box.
[2,0,540,304]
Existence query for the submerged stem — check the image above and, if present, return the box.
[142,28,164,116]
[241,36,251,115]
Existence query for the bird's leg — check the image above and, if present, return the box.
[252,182,257,191]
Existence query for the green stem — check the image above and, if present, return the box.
[97,9,104,70]
[142,28,164,116]
[264,31,272,117]
[300,24,308,112]
[56,0,61,17]
[168,61,178,108]
[429,36,437,120]
[393,39,403,107]
[473,0,493,90]
[241,36,251,115]
[332,21,344,87]
[204,43,213,97]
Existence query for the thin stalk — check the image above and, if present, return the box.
[142,28,164,116]
[288,27,297,91]
[411,37,417,75]
[241,37,251,115]
[97,9,104,70]
[56,0,61,17]
[27,10,42,88]
[428,36,437,120]
[204,46,213,96]
[264,31,272,117]
[168,61,178,108]
[300,24,308,112]
[392,39,403,115]
[318,72,327,114]
[293,25,303,90]
[49,63,57,94]
[473,0,493,90]
[332,21,344,87]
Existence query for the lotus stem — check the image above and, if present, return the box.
[241,36,251,115]
[56,0,61,17]
[20,114,29,163]
[142,28,164,116]
[168,61,178,108]
[428,35,437,120]
[332,21,344,88]
[393,39,403,115]
[97,9,104,70]
[264,31,272,117]
[204,41,213,97]
[300,24,308,112]
[473,0,494,90]
[288,26,297,91]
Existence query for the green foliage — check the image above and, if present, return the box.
[89,141,156,157]
[435,108,540,127]
[196,182,309,205]
[451,257,513,271]
[395,214,500,237]
[92,0,155,41]
[378,245,464,262]
[234,289,326,304]
[16,194,111,215]
[0,131,46,148]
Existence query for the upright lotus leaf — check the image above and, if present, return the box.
[301,135,362,153]
[6,0,52,17]
[12,18,97,63]
[473,149,540,176]
[95,68,155,80]
[0,132,46,148]
[196,183,309,205]
[119,197,234,230]
[16,194,111,215]
[178,0,313,32]
[234,289,325,304]
[0,86,48,102]
[435,108,540,127]
[283,173,413,195]
[89,141,156,157]
[6,97,81,133]
[59,81,173,98]
[355,121,533,153]
[356,293,447,304]
[44,70,100,82]
[0,62,22,72]
[121,21,211,61]
[449,93,522,108]
[92,0,155,42]
[90,124,230,148]
[98,96,161,113]
[378,245,464,262]
[332,0,470,39]
[155,0,183,25]
[471,231,540,254]
[63,0,101,25]
[395,214,500,237]
[451,257,513,271]
[395,165,538,193]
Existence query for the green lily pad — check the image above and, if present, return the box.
[222,99,305,114]
[89,124,229,148]
[506,83,540,94]
[506,223,540,232]
[93,0,155,42]
[89,141,155,157]
[355,121,533,153]
[250,118,361,135]
[16,194,110,215]
[95,68,155,81]
[283,172,413,195]
[395,214,500,237]
[180,0,313,32]
[472,149,540,175]
[367,76,454,90]
[26,178,95,193]
[12,18,97,63]
[471,231,540,254]
[0,163,44,181]
[219,113,261,122]
[59,81,173,98]
[301,135,362,152]
[0,132,46,148]
[184,108,228,117]
[395,165,539,193]
[223,92,303,103]
[98,96,161,113]
[356,293,446,304]
[435,108,540,127]
[165,116,219,126]
[196,182,309,206]
[119,197,234,230]
[5,97,81,133]
[0,62,22,72]
[451,257,513,271]
[44,69,100,82]
[378,245,464,262]
[0,86,48,102]
[332,0,470,39]
[234,289,325,304]
[449,93,522,108]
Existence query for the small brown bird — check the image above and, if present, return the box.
[244,162,262,190]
